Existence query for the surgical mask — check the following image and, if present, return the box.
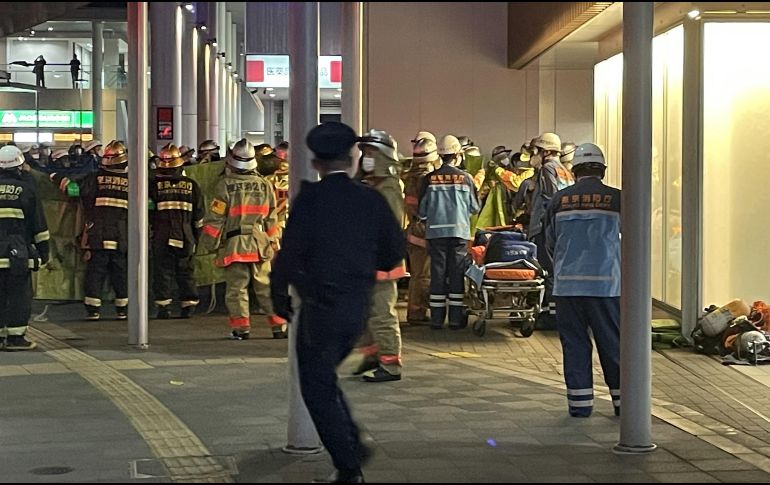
[530,154,543,169]
[361,157,376,173]
[499,157,511,167]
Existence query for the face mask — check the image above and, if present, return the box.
[530,154,543,169]
[361,157,375,173]
[499,157,511,167]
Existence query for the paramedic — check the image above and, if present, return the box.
[544,143,620,418]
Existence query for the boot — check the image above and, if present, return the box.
[272,323,288,339]
[180,305,196,319]
[85,305,101,321]
[352,357,379,376]
[116,306,128,320]
[4,335,38,351]
[362,366,401,383]
[231,329,250,340]
[156,307,171,320]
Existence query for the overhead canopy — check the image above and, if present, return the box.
[0,3,93,37]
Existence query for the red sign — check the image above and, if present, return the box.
[157,107,173,140]
[330,60,342,83]
[247,60,265,83]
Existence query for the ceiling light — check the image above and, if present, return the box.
[336,88,342,92]
[47,27,53,32]
[200,25,207,31]
[269,93,276,97]
[233,73,239,78]
[184,3,194,12]
[87,43,92,47]
[30,30,35,35]
[17,36,23,41]
[266,87,274,91]
[212,41,217,47]
[687,9,700,19]
[334,94,341,98]
[227,63,233,70]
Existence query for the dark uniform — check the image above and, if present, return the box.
[52,166,129,318]
[150,169,205,317]
[0,167,49,350]
[271,122,405,483]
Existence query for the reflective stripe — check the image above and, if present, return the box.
[114,298,129,307]
[180,300,199,308]
[568,400,594,407]
[58,177,71,192]
[6,325,27,336]
[0,208,24,219]
[448,301,465,306]
[449,293,465,299]
[168,239,184,249]
[222,253,260,265]
[229,204,269,217]
[229,316,250,328]
[407,233,426,248]
[194,218,204,229]
[609,389,620,397]
[429,302,446,308]
[359,344,379,356]
[95,197,128,209]
[202,225,220,238]
[376,265,408,281]
[84,296,102,307]
[267,314,288,326]
[430,295,447,300]
[155,299,173,306]
[567,388,594,396]
[380,354,402,366]
[34,230,50,243]
[0,258,38,269]
[157,201,193,212]
[429,223,457,229]
[612,399,621,407]
[404,195,419,206]
[103,241,118,250]
[266,225,280,237]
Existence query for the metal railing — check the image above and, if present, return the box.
[2,64,129,89]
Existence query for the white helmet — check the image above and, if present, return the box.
[83,139,102,153]
[412,137,439,163]
[359,129,399,162]
[534,132,562,153]
[0,145,24,168]
[411,131,436,145]
[561,142,577,164]
[227,138,257,170]
[51,149,69,161]
[737,331,769,360]
[571,143,606,168]
[437,135,461,156]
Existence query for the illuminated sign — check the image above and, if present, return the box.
[0,110,94,128]
[245,55,342,89]
[157,107,174,140]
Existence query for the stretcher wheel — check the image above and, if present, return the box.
[472,319,487,337]
[520,318,535,338]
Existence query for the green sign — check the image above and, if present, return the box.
[0,110,94,128]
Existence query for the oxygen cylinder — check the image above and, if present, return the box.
[700,299,751,337]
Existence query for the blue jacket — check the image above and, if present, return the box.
[544,177,620,297]
[528,157,574,238]
[418,163,480,240]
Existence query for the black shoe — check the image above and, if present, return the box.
[156,307,171,320]
[0,336,4,349]
[86,310,101,321]
[614,407,621,417]
[272,324,288,339]
[569,409,592,418]
[231,329,250,340]
[352,357,379,376]
[116,307,128,320]
[407,317,431,326]
[180,306,195,319]
[312,471,364,483]
[362,366,401,383]
[4,335,38,351]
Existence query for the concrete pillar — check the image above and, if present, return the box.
[104,37,120,87]
[208,3,219,143]
[150,2,182,152]
[615,1,657,454]
[182,11,198,147]
[127,1,149,348]
[284,1,322,455]
[217,3,227,150]
[92,21,104,142]
[264,100,275,146]
[197,40,210,144]
[341,2,363,134]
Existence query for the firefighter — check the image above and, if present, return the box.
[529,132,574,328]
[51,140,130,321]
[355,129,406,382]
[197,139,221,163]
[150,143,205,319]
[0,145,49,351]
[403,137,439,325]
[199,138,287,340]
[270,122,405,483]
[257,149,288,236]
[419,135,480,329]
[179,145,196,166]
[544,143,620,417]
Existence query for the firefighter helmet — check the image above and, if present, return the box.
[571,143,606,168]
[83,139,102,153]
[534,132,562,153]
[358,129,399,162]
[561,142,577,164]
[437,135,462,156]
[198,139,219,154]
[412,137,439,163]
[411,130,436,145]
[158,143,185,169]
[255,143,274,157]
[0,145,24,168]
[68,144,84,157]
[101,140,128,166]
[737,331,769,360]
[51,149,69,162]
[227,139,257,170]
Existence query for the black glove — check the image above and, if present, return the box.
[487,160,497,171]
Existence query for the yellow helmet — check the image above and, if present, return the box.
[101,140,128,166]
[254,143,274,157]
[158,143,184,169]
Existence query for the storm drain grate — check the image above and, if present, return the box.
[129,455,237,481]
[30,466,74,476]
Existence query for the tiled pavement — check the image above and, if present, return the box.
[3,301,770,482]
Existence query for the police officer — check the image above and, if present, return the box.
[0,145,49,351]
[403,137,439,325]
[150,143,205,319]
[355,129,406,382]
[544,143,620,418]
[51,140,130,320]
[199,139,287,339]
[419,135,480,330]
[197,139,221,163]
[529,132,574,328]
[270,122,405,484]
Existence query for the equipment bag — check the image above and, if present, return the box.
[484,234,537,264]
